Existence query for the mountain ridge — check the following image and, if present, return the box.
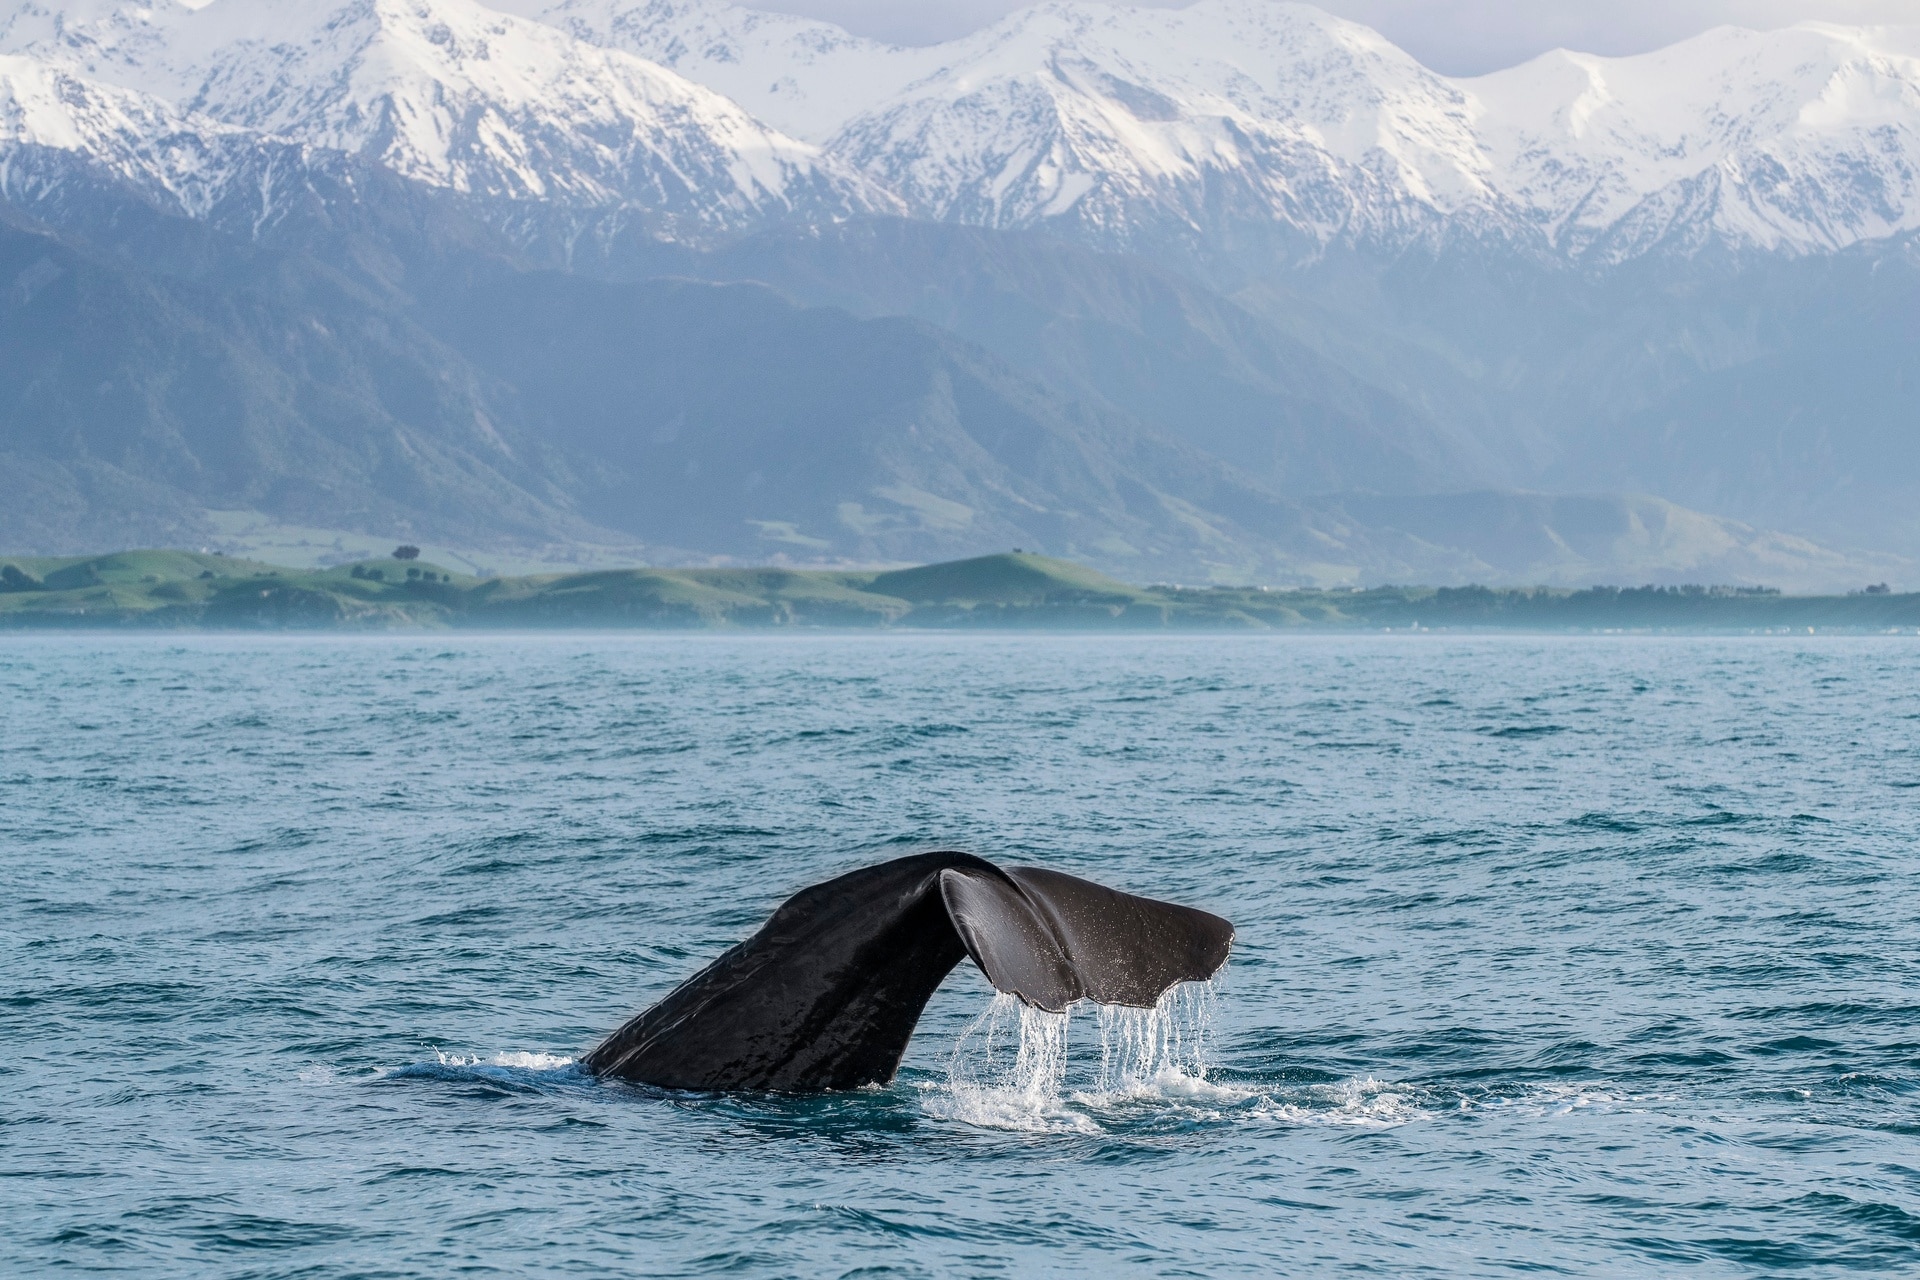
[0,0,896,244]
[12,0,1920,263]
[503,0,1920,262]
[1,0,1917,587]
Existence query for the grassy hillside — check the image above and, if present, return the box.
[2,550,1918,631]
[0,550,474,628]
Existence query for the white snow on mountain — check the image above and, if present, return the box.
[4,0,1920,260]
[0,1,191,94]
[0,0,892,234]
[512,0,1920,258]
[0,48,263,219]
[1466,23,1920,257]
[504,0,1503,248]
[820,1,1498,248]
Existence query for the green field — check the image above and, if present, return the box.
[1,550,1917,631]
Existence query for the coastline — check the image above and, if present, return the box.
[3,549,1916,633]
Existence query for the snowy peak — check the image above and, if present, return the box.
[931,0,1468,161]
[170,0,833,210]
[819,0,1498,241]
[0,0,892,236]
[521,0,1920,258]
[7,0,1920,261]
[1467,22,1920,254]
[504,0,1509,246]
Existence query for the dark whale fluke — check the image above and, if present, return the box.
[583,852,1233,1093]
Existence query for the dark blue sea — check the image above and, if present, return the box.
[5,634,1918,1277]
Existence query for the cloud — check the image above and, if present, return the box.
[751,0,1920,73]
[1321,0,1920,75]
[748,0,1052,46]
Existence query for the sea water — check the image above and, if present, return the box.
[3,633,1917,1276]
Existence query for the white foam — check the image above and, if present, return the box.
[1242,1076,1434,1128]
[927,979,1235,1132]
[927,993,1096,1132]
[433,1050,576,1070]
[1474,1081,1672,1117]
[921,973,1453,1134]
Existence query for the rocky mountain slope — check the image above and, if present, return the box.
[0,0,891,244]
[1,0,1916,586]
[514,0,1920,260]
[9,196,1887,589]
[14,0,1920,261]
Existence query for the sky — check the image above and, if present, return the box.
[755,0,1920,74]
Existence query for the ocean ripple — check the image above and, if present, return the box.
[4,634,1919,1276]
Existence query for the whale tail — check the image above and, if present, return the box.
[582,852,1233,1093]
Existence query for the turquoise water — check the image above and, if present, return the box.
[4,634,1918,1277]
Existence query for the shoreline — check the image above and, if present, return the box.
[4,549,1917,633]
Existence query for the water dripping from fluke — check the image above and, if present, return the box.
[931,994,1084,1132]
[926,978,1234,1133]
[1092,979,1227,1097]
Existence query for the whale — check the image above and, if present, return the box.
[583,851,1234,1092]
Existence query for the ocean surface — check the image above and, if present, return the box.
[4,634,1918,1277]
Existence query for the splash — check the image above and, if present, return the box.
[929,993,1090,1131]
[928,979,1229,1131]
[369,1049,582,1088]
[431,1050,575,1070]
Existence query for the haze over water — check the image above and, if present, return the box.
[5,634,1917,1276]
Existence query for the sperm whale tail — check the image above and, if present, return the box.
[582,852,1233,1093]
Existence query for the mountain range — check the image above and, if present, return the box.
[2,0,1917,589]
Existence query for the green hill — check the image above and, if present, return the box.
[3,550,1919,632]
[866,553,1143,605]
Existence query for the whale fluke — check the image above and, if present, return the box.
[582,852,1233,1093]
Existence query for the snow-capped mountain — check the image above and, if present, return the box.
[0,0,893,239]
[7,0,1920,588]
[0,1,186,91]
[1467,23,1920,258]
[512,0,1920,260]
[509,0,1505,251]
[0,49,289,222]
[9,0,1920,261]
[821,1,1499,250]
